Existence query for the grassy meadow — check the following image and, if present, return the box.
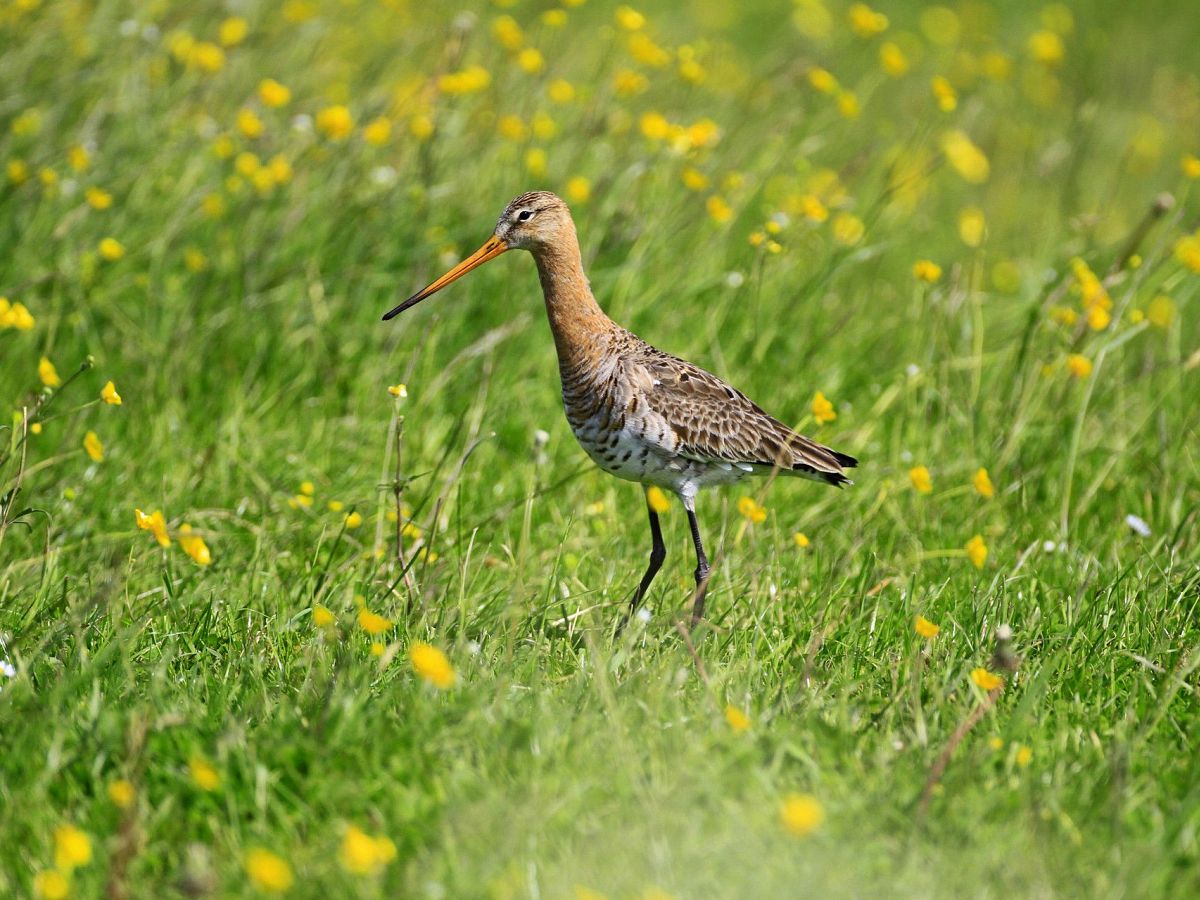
[4,0,1200,895]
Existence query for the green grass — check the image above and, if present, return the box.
[3,0,1200,896]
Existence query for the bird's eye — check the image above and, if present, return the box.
[518,210,534,222]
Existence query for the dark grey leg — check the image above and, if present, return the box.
[686,505,710,626]
[629,500,666,616]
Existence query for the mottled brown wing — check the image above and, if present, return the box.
[633,346,853,480]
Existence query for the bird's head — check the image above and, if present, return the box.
[382,191,574,321]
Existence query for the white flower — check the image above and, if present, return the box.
[1042,540,1057,553]
[635,607,652,623]
[1124,514,1151,537]
[906,363,921,377]
[0,660,15,679]
[119,19,139,36]
[291,114,314,134]
[724,271,745,288]
[533,429,550,448]
[371,165,398,187]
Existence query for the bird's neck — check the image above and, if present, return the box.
[532,236,613,372]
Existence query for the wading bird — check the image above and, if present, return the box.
[383,192,856,626]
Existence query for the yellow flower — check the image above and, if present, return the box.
[1015,745,1033,767]
[108,779,136,809]
[1027,30,1064,65]
[931,75,957,112]
[237,107,264,139]
[681,167,709,191]
[780,793,824,837]
[38,356,61,388]
[101,380,122,405]
[244,848,293,894]
[339,825,397,875]
[438,65,491,95]
[525,148,547,177]
[1066,354,1092,379]
[218,16,248,47]
[410,115,434,140]
[68,144,90,172]
[965,534,988,569]
[316,105,354,140]
[912,260,942,283]
[879,41,909,77]
[988,735,1004,750]
[388,383,407,398]
[1147,295,1174,328]
[810,390,836,424]
[362,117,391,145]
[344,511,363,529]
[941,130,990,183]
[33,870,69,900]
[358,608,392,635]
[613,68,648,97]
[706,195,733,223]
[410,641,456,689]
[548,79,575,103]
[793,532,810,549]
[83,430,104,462]
[629,33,670,68]
[798,194,828,222]
[543,9,568,27]
[615,5,645,31]
[491,15,524,51]
[135,508,171,547]
[201,193,226,218]
[909,466,933,494]
[189,41,225,73]
[807,67,838,94]
[54,824,93,870]
[565,176,591,204]
[313,605,336,628]
[831,212,864,245]
[972,467,994,499]
[8,159,30,184]
[848,3,888,37]
[12,107,43,135]
[1087,304,1110,331]
[646,486,670,513]
[1174,233,1200,272]
[958,207,986,247]
[736,496,767,524]
[970,667,1003,691]
[497,114,527,142]
[640,111,670,141]
[1182,154,1200,179]
[85,186,113,210]
[178,524,212,565]
[99,237,125,261]
[31,423,43,435]
[914,615,940,639]
[836,91,860,119]
[189,755,220,790]
[532,112,557,141]
[327,500,344,512]
[299,481,315,496]
[3,299,35,330]
[371,641,385,657]
[259,78,291,107]
[517,47,544,74]
[723,705,751,732]
[268,155,292,184]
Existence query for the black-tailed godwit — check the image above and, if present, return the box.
[383,191,857,626]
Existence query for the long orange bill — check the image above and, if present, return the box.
[381,235,509,321]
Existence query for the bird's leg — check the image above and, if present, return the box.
[628,495,666,617]
[685,502,711,627]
